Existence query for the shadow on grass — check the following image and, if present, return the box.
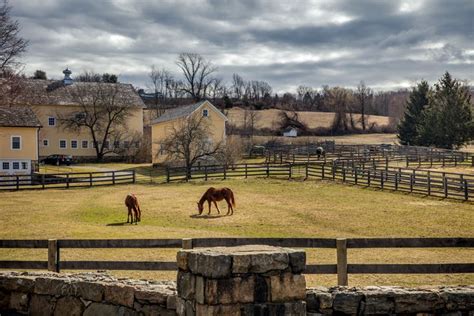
[189,214,228,219]
[106,222,135,226]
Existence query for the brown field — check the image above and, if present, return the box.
[226,107,390,130]
[1,178,472,287]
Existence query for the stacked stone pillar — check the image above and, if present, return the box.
[176,245,307,315]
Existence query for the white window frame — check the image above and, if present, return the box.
[48,116,56,126]
[21,162,28,170]
[71,139,78,149]
[202,109,209,117]
[11,135,21,150]
[2,162,9,170]
[12,162,20,170]
[59,139,67,149]
[81,140,88,149]
[43,139,49,147]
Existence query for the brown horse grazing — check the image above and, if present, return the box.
[197,187,235,216]
[125,194,141,224]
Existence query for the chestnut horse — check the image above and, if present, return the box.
[197,187,235,215]
[125,194,141,224]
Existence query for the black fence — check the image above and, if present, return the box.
[0,170,135,190]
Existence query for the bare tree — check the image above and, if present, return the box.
[59,83,136,161]
[216,137,244,168]
[355,81,373,130]
[0,0,27,72]
[160,115,222,179]
[207,77,224,102]
[327,87,353,134]
[176,53,217,101]
[148,65,173,115]
[232,73,244,100]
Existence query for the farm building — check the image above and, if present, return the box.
[6,69,145,161]
[282,126,299,137]
[151,100,228,164]
[0,106,41,175]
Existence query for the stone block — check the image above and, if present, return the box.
[54,296,85,316]
[0,289,10,309]
[232,253,252,274]
[34,277,76,296]
[167,294,177,310]
[204,275,255,304]
[195,276,205,304]
[440,287,474,311]
[75,281,104,302]
[177,251,189,271]
[364,291,395,315]
[333,290,363,315]
[176,297,186,316]
[394,290,445,314]
[83,302,119,316]
[9,291,29,313]
[135,287,170,305]
[254,275,270,303]
[104,283,135,307]
[270,273,306,302]
[1,276,36,292]
[30,294,56,316]
[177,271,195,300]
[195,303,240,315]
[288,250,306,273]
[249,252,289,273]
[187,252,232,278]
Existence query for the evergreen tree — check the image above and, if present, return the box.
[397,80,429,145]
[417,72,473,149]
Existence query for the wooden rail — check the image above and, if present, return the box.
[0,170,135,191]
[165,162,473,201]
[1,237,473,286]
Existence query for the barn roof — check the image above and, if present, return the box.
[0,106,41,128]
[151,100,227,124]
[9,79,145,108]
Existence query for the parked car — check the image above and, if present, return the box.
[40,154,73,166]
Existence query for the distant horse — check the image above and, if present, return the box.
[316,146,326,159]
[125,194,141,224]
[197,187,235,216]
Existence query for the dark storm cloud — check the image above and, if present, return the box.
[10,0,474,92]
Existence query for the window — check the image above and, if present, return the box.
[75,112,86,120]
[43,139,49,147]
[71,140,78,149]
[202,109,209,117]
[21,162,28,170]
[48,117,56,126]
[12,162,19,170]
[2,162,9,170]
[93,141,98,148]
[11,136,21,150]
[104,141,110,149]
[135,141,140,149]
[82,140,88,149]
[59,139,67,149]
[114,141,120,149]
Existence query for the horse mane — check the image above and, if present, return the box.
[198,190,209,205]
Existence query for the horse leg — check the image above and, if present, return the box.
[127,207,131,223]
[208,200,212,215]
[213,201,220,214]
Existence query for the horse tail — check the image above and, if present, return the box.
[229,189,236,207]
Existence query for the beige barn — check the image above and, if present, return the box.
[151,100,228,164]
[10,69,145,160]
[0,106,41,175]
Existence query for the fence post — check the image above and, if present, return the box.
[427,172,431,196]
[332,162,336,180]
[112,171,115,185]
[380,170,384,189]
[245,164,248,179]
[443,176,448,198]
[464,180,469,201]
[336,238,348,286]
[48,239,59,272]
[41,174,45,189]
[454,156,457,167]
[223,165,227,180]
[410,173,414,192]
[132,170,136,184]
[472,156,474,167]
[406,156,409,168]
[89,173,93,186]
[182,238,193,249]
[266,164,270,178]
[205,166,208,181]
[354,167,358,184]
[166,168,170,183]
[321,163,325,179]
[394,171,398,190]
[367,170,371,186]
[66,174,70,188]
[305,163,308,180]
[16,175,19,190]
[342,167,346,182]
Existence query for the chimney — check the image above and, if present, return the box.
[62,68,73,85]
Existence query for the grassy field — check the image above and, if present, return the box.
[227,108,390,130]
[1,178,472,287]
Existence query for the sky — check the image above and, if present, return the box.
[10,0,474,93]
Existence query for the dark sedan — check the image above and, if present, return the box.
[40,154,73,166]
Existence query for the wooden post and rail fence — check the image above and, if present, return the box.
[1,237,472,286]
[165,162,473,201]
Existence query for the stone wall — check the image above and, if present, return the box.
[0,271,177,315]
[306,285,474,315]
[1,272,473,316]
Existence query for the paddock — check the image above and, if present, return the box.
[0,179,472,287]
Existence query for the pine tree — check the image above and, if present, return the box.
[397,80,430,145]
[417,72,473,149]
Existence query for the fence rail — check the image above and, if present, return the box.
[0,170,135,190]
[165,162,473,200]
[1,237,472,286]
